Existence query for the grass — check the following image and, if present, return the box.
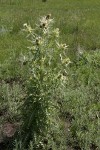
[0,0,100,150]
[63,51,100,149]
[1,0,100,61]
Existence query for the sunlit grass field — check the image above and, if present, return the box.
[0,0,100,62]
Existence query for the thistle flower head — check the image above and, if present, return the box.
[39,14,54,29]
[35,36,43,45]
[56,42,68,50]
[46,14,51,20]
[23,23,28,27]
[23,23,33,33]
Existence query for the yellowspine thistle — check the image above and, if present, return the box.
[23,23,33,33]
[35,37,43,46]
[46,14,51,20]
[39,14,53,29]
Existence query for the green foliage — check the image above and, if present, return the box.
[62,50,100,150]
[0,52,28,125]
[0,2,100,148]
[0,52,29,81]
[0,82,24,118]
[19,15,69,149]
[1,0,100,61]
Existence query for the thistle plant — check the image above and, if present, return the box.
[21,14,70,149]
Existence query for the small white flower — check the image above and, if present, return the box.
[23,23,28,27]
[56,42,68,50]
